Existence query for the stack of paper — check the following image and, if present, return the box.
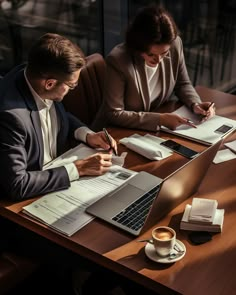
[180,199,224,232]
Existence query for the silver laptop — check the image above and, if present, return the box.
[86,139,222,236]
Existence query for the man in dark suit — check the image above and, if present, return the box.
[0,33,117,201]
[0,33,118,294]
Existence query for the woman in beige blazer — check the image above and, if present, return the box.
[93,5,215,132]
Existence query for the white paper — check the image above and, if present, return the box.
[119,134,173,160]
[23,165,137,236]
[213,149,236,164]
[224,140,236,153]
[44,143,127,169]
[181,204,224,232]
[23,143,132,236]
[161,105,236,145]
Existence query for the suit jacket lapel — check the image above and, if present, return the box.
[55,102,69,155]
[132,54,150,111]
[160,52,173,99]
[16,71,44,166]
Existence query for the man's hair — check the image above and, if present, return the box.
[125,5,179,53]
[27,33,86,79]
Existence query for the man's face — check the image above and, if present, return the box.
[43,69,81,101]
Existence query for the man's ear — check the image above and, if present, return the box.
[45,79,57,90]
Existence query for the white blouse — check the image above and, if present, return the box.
[145,62,161,103]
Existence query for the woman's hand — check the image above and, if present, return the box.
[192,102,215,122]
[159,113,196,130]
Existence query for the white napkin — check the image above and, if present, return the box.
[119,134,173,160]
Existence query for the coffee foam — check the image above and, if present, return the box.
[154,228,173,240]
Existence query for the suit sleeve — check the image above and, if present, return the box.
[0,111,70,201]
[172,37,201,107]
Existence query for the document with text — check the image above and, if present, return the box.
[23,166,137,236]
[22,143,135,236]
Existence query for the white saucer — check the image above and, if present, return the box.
[145,239,186,264]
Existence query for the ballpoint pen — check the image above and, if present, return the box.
[207,102,215,112]
[200,102,215,122]
[186,119,197,128]
[103,128,118,156]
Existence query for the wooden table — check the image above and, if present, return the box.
[1,86,236,295]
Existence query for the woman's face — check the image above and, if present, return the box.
[141,44,170,67]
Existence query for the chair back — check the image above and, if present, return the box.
[62,53,106,127]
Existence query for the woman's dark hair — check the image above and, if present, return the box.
[27,33,86,79]
[125,5,179,53]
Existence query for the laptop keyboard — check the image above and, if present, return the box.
[112,184,160,231]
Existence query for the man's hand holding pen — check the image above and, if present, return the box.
[76,130,118,177]
[103,128,118,156]
[86,130,118,156]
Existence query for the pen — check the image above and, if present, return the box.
[103,128,118,156]
[207,102,215,111]
[200,102,215,122]
[186,119,197,128]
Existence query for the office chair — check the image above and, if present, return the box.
[62,53,106,128]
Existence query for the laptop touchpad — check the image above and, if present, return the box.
[110,184,144,204]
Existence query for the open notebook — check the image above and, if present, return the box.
[86,139,222,236]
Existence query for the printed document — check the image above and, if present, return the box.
[161,105,236,145]
[23,144,135,236]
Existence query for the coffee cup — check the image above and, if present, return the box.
[152,226,176,257]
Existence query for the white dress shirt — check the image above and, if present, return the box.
[24,71,93,181]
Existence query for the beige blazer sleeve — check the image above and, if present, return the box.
[101,37,201,132]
